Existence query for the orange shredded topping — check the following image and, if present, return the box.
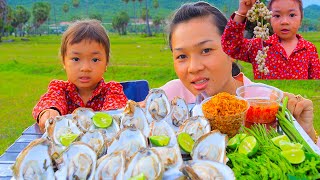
[202,92,248,117]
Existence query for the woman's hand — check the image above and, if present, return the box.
[38,109,60,133]
[283,92,316,141]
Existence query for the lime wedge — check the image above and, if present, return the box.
[228,133,247,149]
[279,140,303,151]
[128,173,146,180]
[60,133,78,146]
[92,112,113,128]
[177,132,194,153]
[271,135,290,148]
[149,135,170,146]
[281,149,305,164]
[238,136,258,157]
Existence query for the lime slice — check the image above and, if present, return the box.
[281,149,305,164]
[128,173,146,180]
[228,133,247,149]
[279,140,303,151]
[177,132,194,153]
[59,133,78,146]
[271,135,290,148]
[92,112,113,128]
[149,135,170,146]
[238,136,258,157]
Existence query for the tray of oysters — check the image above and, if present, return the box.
[11,89,235,180]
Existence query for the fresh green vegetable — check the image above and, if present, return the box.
[276,97,315,154]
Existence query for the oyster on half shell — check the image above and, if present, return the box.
[80,129,107,158]
[54,142,97,180]
[72,107,95,132]
[95,151,126,180]
[107,127,147,160]
[124,148,164,180]
[12,138,55,180]
[145,89,171,123]
[121,100,150,137]
[178,116,211,142]
[191,130,228,164]
[149,120,178,148]
[46,116,82,148]
[181,160,235,180]
[168,97,189,131]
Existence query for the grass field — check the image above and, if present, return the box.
[0,33,319,155]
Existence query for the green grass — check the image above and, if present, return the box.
[0,32,319,154]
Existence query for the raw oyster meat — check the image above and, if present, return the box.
[181,160,235,180]
[178,116,211,142]
[149,120,178,148]
[95,151,126,180]
[145,89,171,123]
[46,115,82,147]
[107,127,147,160]
[124,148,164,180]
[80,129,107,157]
[165,97,189,132]
[191,130,228,164]
[72,107,95,132]
[121,100,150,137]
[54,142,97,180]
[12,138,55,180]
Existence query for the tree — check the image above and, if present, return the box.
[72,0,80,8]
[152,0,158,9]
[302,19,311,32]
[112,11,129,35]
[89,13,102,22]
[32,2,51,34]
[152,15,163,33]
[63,3,69,13]
[12,5,30,37]
[0,0,7,41]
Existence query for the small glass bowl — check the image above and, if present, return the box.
[201,95,249,137]
[236,83,283,124]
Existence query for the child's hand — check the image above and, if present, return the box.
[238,0,256,15]
[39,109,60,133]
[283,92,316,141]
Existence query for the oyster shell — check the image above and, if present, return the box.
[107,127,147,160]
[95,151,126,180]
[72,107,95,132]
[120,100,150,137]
[145,89,171,123]
[151,146,184,179]
[55,142,97,180]
[178,116,211,142]
[168,97,189,131]
[191,130,228,164]
[46,116,82,147]
[181,160,235,180]
[12,138,55,180]
[149,120,178,148]
[80,129,107,158]
[124,148,164,180]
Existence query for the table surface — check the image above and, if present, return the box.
[0,104,196,179]
[0,123,42,179]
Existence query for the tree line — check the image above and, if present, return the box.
[0,0,166,42]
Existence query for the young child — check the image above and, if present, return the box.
[33,19,128,132]
[221,0,320,79]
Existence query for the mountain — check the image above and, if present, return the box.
[6,0,238,23]
[304,4,320,20]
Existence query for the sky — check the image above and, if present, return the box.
[303,0,320,7]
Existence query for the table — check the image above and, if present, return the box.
[0,123,42,179]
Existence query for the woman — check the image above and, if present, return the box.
[160,1,318,146]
